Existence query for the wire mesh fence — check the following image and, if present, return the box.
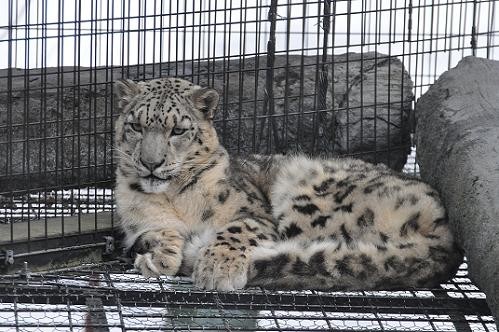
[0,0,499,330]
[0,261,496,331]
[1,0,498,263]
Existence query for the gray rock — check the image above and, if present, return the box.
[416,56,499,326]
[0,53,412,191]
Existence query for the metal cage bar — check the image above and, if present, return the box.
[0,1,498,330]
[0,0,498,272]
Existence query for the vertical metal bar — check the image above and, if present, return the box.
[236,0,247,155]
[387,0,393,166]
[14,0,18,69]
[447,0,453,69]
[98,0,103,68]
[167,0,172,77]
[282,0,291,153]
[213,293,231,331]
[106,0,113,230]
[89,0,95,234]
[68,0,76,219]
[74,1,83,216]
[345,0,352,154]
[317,0,330,155]
[151,0,157,78]
[432,0,440,83]
[372,0,380,163]
[406,0,413,73]
[486,1,496,59]
[443,0,449,53]
[23,0,32,226]
[197,0,203,85]
[312,291,334,330]
[41,0,48,248]
[262,0,277,154]
[103,268,126,331]
[206,0,212,85]
[120,0,126,78]
[126,0,131,78]
[92,0,99,230]
[429,0,435,59]
[175,0,179,76]
[182,0,187,77]
[329,0,337,156]
[137,0,142,79]
[192,0,197,83]
[459,0,466,59]
[76,0,82,233]
[66,294,75,332]
[142,0,147,79]
[13,287,19,332]
[14,0,23,224]
[7,0,14,242]
[310,0,322,155]
[260,288,283,331]
[296,1,307,152]
[57,0,64,239]
[471,0,478,56]
[494,2,498,60]
[220,0,231,148]
[413,0,421,103]
[401,0,411,167]
[211,0,218,87]
[251,0,262,153]
[159,0,164,77]
[418,0,426,98]
[359,0,367,156]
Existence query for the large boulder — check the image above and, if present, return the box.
[0,53,412,191]
[416,56,499,326]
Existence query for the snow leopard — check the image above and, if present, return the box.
[114,77,463,291]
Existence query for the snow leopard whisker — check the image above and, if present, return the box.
[111,148,135,163]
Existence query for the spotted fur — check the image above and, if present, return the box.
[114,77,463,291]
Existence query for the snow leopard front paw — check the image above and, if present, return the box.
[132,229,184,278]
[134,248,183,278]
[193,244,250,291]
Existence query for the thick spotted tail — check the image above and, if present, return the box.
[247,240,463,290]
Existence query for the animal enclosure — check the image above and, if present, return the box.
[0,0,498,331]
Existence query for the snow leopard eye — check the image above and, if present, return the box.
[171,127,187,136]
[128,122,142,132]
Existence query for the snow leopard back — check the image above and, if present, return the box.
[246,155,462,290]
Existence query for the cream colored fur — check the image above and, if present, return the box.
[114,77,462,291]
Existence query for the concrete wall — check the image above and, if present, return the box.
[416,56,499,325]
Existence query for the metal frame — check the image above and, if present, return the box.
[0,1,498,329]
[0,261,496,331]
[1,1,498,262]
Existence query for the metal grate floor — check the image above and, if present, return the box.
[0,261,496,332]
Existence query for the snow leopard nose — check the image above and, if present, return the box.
[140,158,165,171]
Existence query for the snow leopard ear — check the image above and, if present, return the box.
[191,87,219,120]
[114,79,142,111]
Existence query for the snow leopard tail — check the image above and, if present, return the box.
[247,240,463,290]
